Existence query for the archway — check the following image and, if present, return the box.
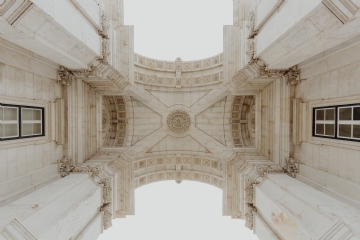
[98,181,259,240]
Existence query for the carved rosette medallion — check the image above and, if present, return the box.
[167,110,190,133]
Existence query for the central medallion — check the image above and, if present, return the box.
[167,110,190,133]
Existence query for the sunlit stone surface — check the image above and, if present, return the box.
[1,0,360,239]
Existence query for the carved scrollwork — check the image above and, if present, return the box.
[58,157,74,177]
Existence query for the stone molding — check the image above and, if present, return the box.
[134,53,223,71]
[0,0,33,25]
[134,53,223,88]
[228,59,301,93]
[59,59,129,93]
[133,155,223,189]
[323,0,360,24]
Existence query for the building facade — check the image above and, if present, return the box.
[1,0,360,239]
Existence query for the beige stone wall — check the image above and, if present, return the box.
[295,41,360,202]
[0,45,63,203]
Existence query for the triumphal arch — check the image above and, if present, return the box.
[1,0,360,239]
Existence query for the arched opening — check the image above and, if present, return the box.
[98,181,259,240]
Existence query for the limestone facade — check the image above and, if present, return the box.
[1,0,360,239]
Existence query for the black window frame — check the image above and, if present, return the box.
[0,103,45,141]
[313,103,360,142]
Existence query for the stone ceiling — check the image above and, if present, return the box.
[102,54,257,162]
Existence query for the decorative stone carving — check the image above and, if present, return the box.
[98,11,110,39]
[102,112,107,129]
[245,178,259,205]
[285,157,298,178]
[245,203,257,230]
[246,39,256,64]
[100,38,111,64]
[247,11,258,39]
[257,165,285,178]
[100,203,112,230]
[167,110,191,133]
[259,64,287,78]
[286,66,300,85]
[58,157,74,177]
[57,66,75,86]
[71,65,98,78]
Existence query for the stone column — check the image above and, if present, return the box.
[0,174,103,240]
[253,174,360,239]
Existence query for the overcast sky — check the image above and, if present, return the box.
[124,0,233,61]
[98,1,259,239]
[98,181,259,240]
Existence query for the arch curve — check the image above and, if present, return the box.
[133,155,224,189]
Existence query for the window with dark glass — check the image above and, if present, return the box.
[313,104,360,141]
[0,104,44,141]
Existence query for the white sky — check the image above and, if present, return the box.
[98,1,259,239]
[124,0,233,61]
[98,181,259,240]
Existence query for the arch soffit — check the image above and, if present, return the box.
[134,53,224,88]
[133,155,224,190]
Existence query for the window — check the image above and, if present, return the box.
[313,104,360,141]
[0,104,44,141]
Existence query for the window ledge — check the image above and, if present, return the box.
[0,136,50,149]
[308,137,360,151]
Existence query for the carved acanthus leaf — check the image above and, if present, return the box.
[57,66,75,86]
[58,157,74,177]
[286,66,300,86]
[285,158,298,178]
